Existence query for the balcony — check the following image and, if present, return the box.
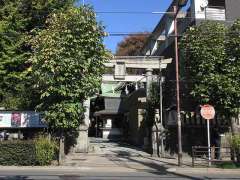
[205,6,226,21]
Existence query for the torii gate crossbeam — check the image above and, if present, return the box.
[103,56,172,82]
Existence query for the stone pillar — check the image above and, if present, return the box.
[144,68,153,153]
[146,68,153,102]
[75,98,90,153]
[75,124,89,153]
[83,98,91,126]
[152,110,165,157]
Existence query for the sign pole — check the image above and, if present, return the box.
[207,119,211,166]
[200,104,215,167]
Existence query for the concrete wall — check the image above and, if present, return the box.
[225,0,240,21]
[191,0,207,19]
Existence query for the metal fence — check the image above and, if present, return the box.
[192,146,232,167]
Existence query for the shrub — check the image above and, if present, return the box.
[0,137,58,166]
[34,136,58,166]
[0,141,37,166]
[230,135,240,149]
[228,134,240,163]
[217,162,240,169]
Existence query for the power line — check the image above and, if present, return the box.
[0,31,239,37]
[95,11,174,15]
[107,33,150,36]
[106,31,240,37]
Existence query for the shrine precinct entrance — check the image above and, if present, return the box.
[88,56,172,140]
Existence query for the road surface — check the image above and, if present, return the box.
[0,168,239,180]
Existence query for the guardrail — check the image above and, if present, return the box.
[192,146,232,167]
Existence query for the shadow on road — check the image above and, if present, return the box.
[0,176,32,180]
[104,150,202,180]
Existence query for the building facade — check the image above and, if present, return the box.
[140,0,240,156]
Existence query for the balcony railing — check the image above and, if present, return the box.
[205,6,226,21]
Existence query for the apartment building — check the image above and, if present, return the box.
[140,0,240,155]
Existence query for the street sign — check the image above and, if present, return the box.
[200,104,215,167]
[200,104,215,120]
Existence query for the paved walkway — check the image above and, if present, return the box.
[62,138,240,176]
[87,138,150,156]
[64,138,154,169]
[64,138,197,171]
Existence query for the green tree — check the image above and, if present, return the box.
[0,0,74,109]
[179,21,240,128]
[29,6,109,130]
[225,19,240,133]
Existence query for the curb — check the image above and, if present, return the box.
[167,167,240,174]
[0,166,139,173]
[0,166,240,175]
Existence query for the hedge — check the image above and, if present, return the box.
[0,138,58,166]
[0,141,37,166]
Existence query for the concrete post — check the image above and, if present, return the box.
[58,134,65,165]
[75,98,90,153]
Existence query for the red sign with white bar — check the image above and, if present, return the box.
[200,104,215,120]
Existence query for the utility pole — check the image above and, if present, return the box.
[159,58,163,126]
[159,57,165,157]
[174,5,183,167]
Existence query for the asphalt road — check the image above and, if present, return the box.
[0,169,240,180]
[1,139,239,180]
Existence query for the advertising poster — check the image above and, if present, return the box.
[21,112,47,128]
[0,111,47,128]
[0,112,11,127]
[11,112,21,127]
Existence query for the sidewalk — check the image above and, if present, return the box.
[61,139,240,175]
[1,138,238,176]
[1,158,240,175]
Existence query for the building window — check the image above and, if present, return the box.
[208,0,225,8]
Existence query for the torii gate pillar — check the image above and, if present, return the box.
[144,68,154,153]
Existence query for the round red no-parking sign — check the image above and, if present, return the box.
[200,104,215,120]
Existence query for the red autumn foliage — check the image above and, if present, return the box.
[115,33,149,56]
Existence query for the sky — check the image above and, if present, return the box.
[76,0,173,53]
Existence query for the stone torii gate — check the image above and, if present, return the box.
[75,56,172,153]
[103,56,172,82]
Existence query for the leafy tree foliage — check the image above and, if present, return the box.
[115,33,148,56]
[29,7,109,129]
[0,0,74,109]
[179,21,240,118]
[225,19,240,112]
